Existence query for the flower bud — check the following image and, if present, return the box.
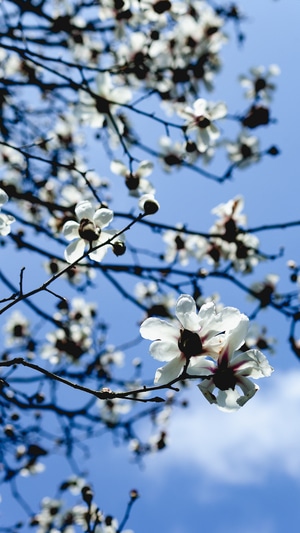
[81,485,94,505]
[139,194,160,215]
[112,241,126,256]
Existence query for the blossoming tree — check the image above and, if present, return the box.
[0,0,298,531]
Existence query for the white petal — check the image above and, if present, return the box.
[208,123,220,140]
[197,379,217,404]
[176,294,199,331]
[140,317,178,342]
[75,201,94,221]
[188,357,216,376]
[0,188,8,206]
[234,349,274,379]
[110,160,128,177]
[64,238,86,263]
[202,307,248,341]
[62,220,80,241]
[137,160,153,178]
[216,388,242,412]
[198,301,215,320]
[193,98,207,116]
[89,243,109,262]
[196,129,210,152]
[226,318,249,354]
[154,356,184,385]
[236,377,259,406]
[150,340,181,362]
[93,208,114,228]
[210,102,227,120]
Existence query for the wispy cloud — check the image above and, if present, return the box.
[149,368,300,487]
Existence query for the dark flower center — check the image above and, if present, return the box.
[254,77,266,93]
[196,115,211,129]
[213,366,237,391]
[178,329,203,358]
[78,218,99,242]
[175,235,185,250]
[240,143,252,159]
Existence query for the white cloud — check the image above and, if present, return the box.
[148,368,300,487]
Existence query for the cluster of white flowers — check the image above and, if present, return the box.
[209,195,262,273]
[239,64,280,103]
[31,494,133,533]
[0,188,15,236]
[140,294,273,411]
[41,297,98,364]
[162,196,261,273]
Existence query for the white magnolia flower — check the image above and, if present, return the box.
[4,310,30,345]
[0,188,15,236]
[178,98,227,152]
[77,72,131,131]
[189,319,273,411]
[140,294,248,385]
[110,159,154,197]
[239,64,280,103]
[226,133,260,168]
[163,227,208,266]
[62,200,119,263]
[211,195,247,228]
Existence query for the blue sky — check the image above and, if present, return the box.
[2,1,300,532]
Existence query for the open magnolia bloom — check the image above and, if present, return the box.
[62,200,120,263]
[188,318,274,411]
[0,188,15,236]
[140,294,248,385]
[178,98,227,153]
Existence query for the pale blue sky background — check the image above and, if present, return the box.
[2,1,300,532]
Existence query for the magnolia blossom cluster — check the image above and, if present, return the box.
[140,294,273,411]
[41,297,99,364]
[163,196,262,273]
[209,195,262,273]
[239,64,280,103]
[31,494,133,533]
[0,188,15,236]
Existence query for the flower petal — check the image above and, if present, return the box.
[154,356,184,385]
[0,188,8,206]
[89,243,109,262]
[64,238,86,263]
[176,294,199,331]
[236,377,259,406]
[62,221,80,241]
[210,102,227,120]
[93,208,114,228]
[188,357,216,376]
[234,349,274,379]
[110,160,128,177]
[75,201,94,221]
[216,388,242,412]
[150,340,180,362]
[140,317,178,342]
[137,160,153,178]
[197,379,217,404]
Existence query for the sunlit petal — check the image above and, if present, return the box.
[154,356,184,385]
[93,208,114,228]
[62,221,80,241]
[64,238,86,263]
[150,341,180,362]
[75,200,94,221]
[140,318,178,341]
